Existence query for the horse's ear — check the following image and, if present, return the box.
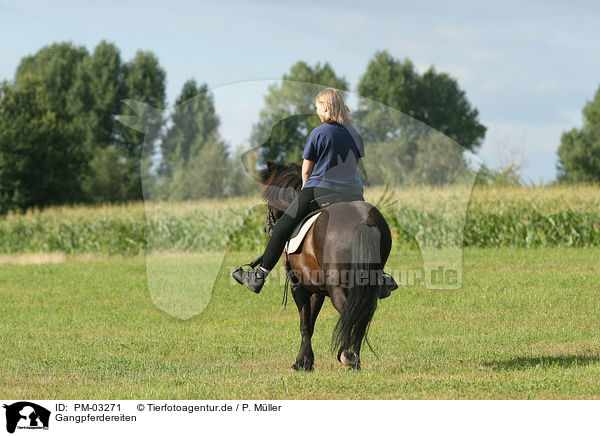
[266,160,276,172]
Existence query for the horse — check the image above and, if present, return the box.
[258,160,394,370]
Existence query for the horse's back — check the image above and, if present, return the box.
[317,200,387,231]
[312,200,391,266]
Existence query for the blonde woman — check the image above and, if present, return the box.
[232,88,365,293]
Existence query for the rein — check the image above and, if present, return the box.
[269,205,291,309]
[266,207,277,233]
[267,206,295,310]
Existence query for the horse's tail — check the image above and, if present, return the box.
[332,220,381,362]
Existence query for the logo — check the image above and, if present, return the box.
[3,402,50,433]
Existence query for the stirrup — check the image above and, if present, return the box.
[249,254,263,268]
[231,255,263,272]
[379,272,398,299]
[231,264,266,294]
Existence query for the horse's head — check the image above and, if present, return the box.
[260,159,302,236]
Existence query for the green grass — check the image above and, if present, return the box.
[1,247,600,399]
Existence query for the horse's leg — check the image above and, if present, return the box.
[291,286,319,371]
[307,292,325,363]
[328,284,347,358]
[329,285,346,315]
[309,293,325,334]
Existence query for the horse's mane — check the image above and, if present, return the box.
[260,161,302,212]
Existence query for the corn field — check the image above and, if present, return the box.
[1,185,599,255]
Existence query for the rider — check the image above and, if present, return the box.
[232,87,366,294]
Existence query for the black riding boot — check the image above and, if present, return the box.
[231,266,268,294]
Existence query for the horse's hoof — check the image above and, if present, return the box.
[291,358,314,371]
[339,350,360,369]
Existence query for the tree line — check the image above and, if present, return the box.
[1,40,595,214]
[0,41,167,213]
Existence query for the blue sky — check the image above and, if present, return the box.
[2,0,599,183]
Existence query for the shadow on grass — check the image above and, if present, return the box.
[484,354,600,371]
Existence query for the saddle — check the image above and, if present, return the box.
[285,192,365,253]
[309,192,365,210]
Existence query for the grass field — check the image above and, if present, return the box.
[1,247,599,399]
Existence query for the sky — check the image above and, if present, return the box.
[1,0,599,183]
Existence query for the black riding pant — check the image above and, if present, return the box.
[260,186,338,271]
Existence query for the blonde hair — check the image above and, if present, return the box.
[316,88,353,124]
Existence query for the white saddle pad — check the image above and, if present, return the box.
[284,212,322,254]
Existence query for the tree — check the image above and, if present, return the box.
[83,49,167,203]
[0,76,87,213]
[557,85,600,182]
[357,50,486,151]
[120,51,166,153]
[69,41,125,151]
[159,80,230,199]
[68,41,130,202]
[114,50,166,201]
[0,41,169,211]
[16,42,88,118]
[160,80,220,177]
[250,61,348,164]
[361,133,469,187]
[226,144,261,197]
[64,46,167,203]
[168,136,230,200]
[0,42,90,213]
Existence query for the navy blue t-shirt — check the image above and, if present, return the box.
[302,122,365,195]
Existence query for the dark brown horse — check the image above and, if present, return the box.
[259,160,393,370]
